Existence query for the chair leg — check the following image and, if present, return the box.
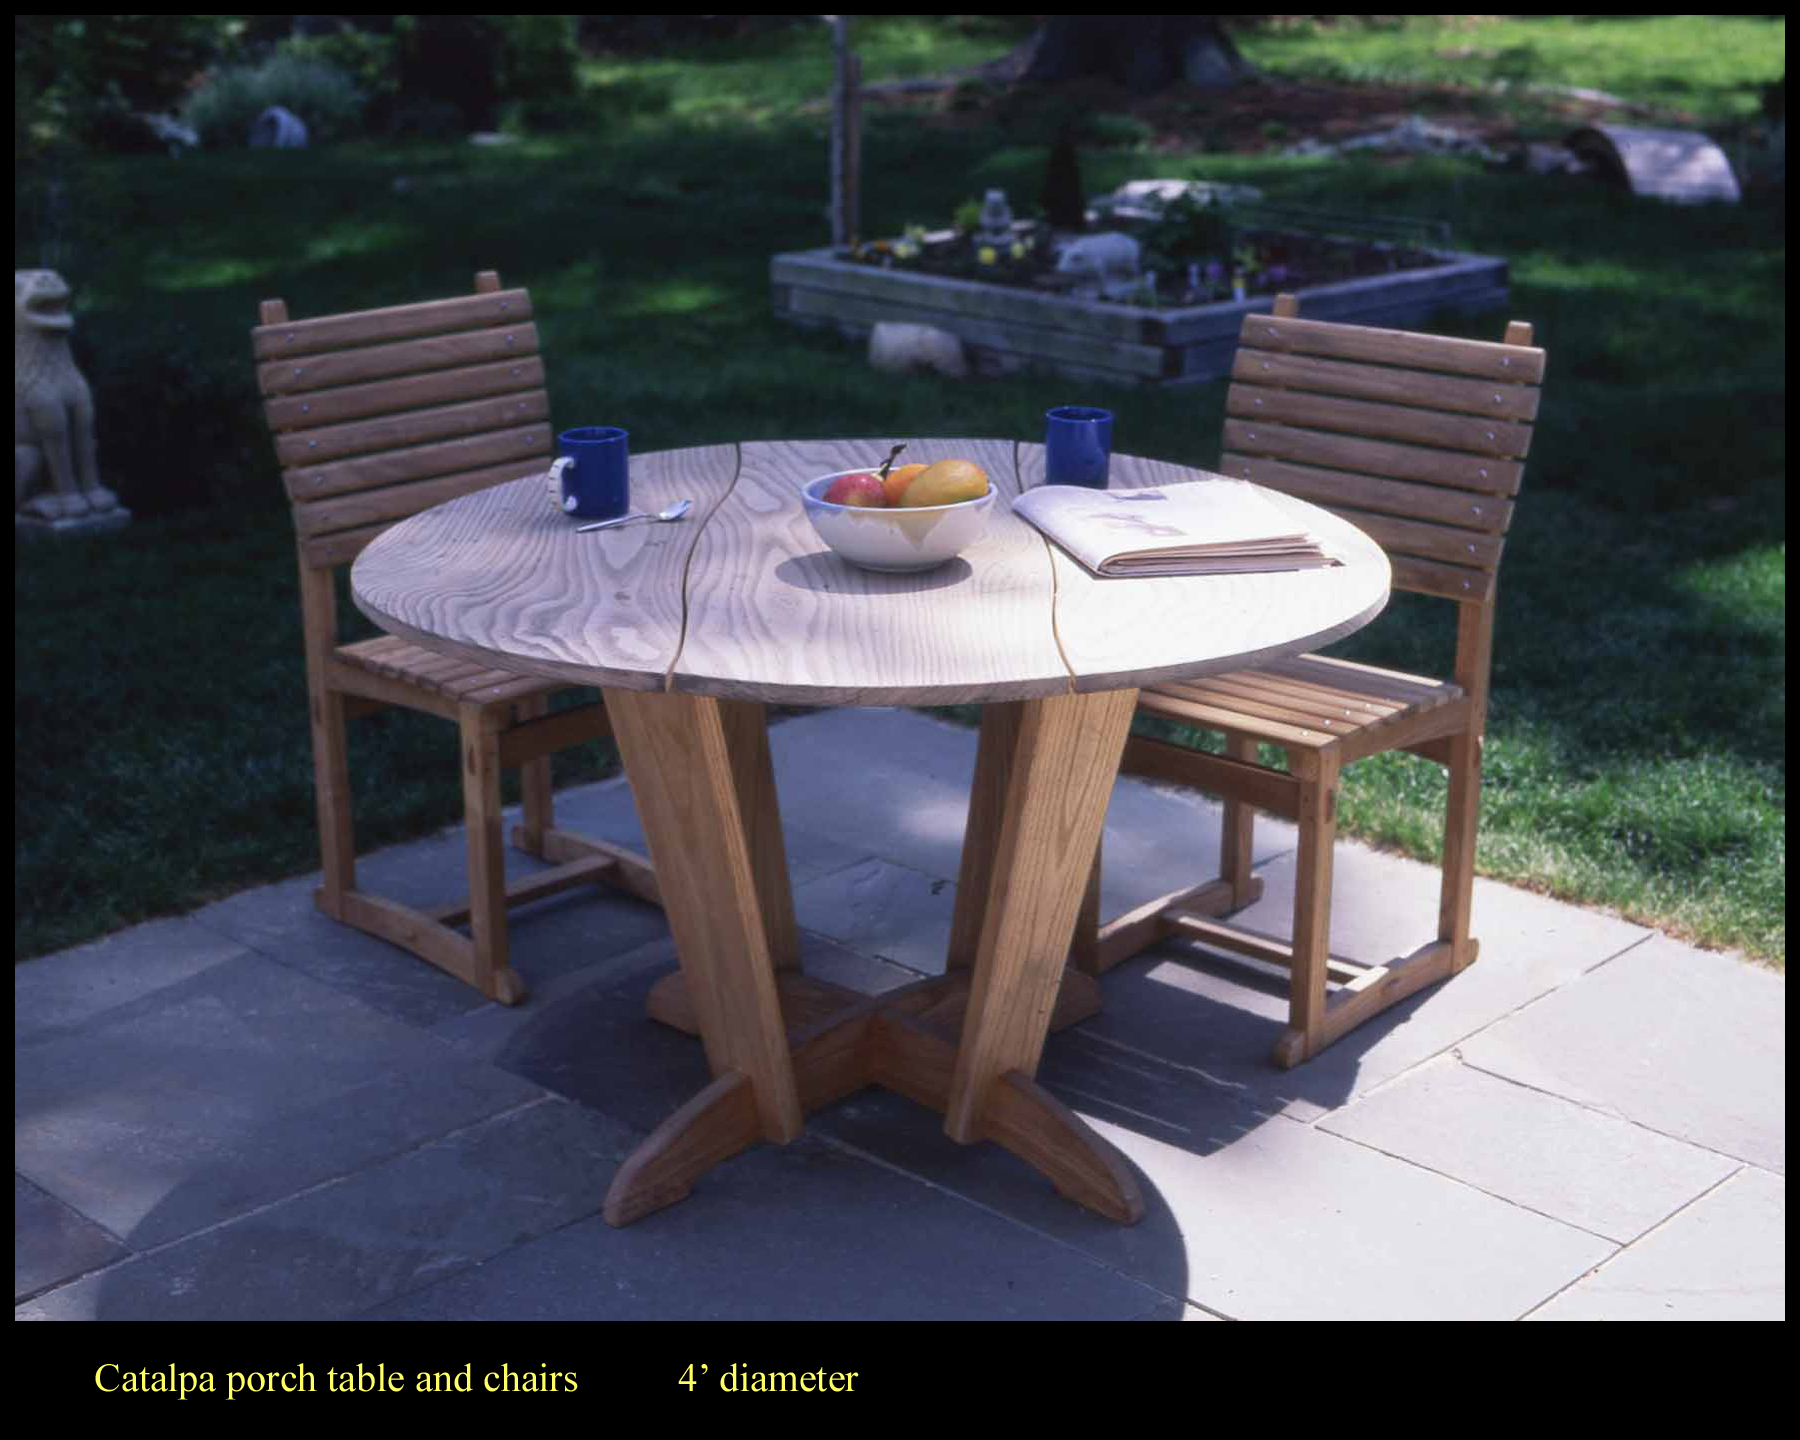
[309,685,357,919]
[514,694,554,859]
[1219,733,1261,910]
[460,704,525,1004]
[1273,754,1339,1070]
[1438,729,1483,974]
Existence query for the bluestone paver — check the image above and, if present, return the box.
[14,915,248,1045]
[15,1098,630,1321]
[1087,843,1657,1122]
[1319,1053,1742,1242]
[810,1031,1615,1319]
[792,857,960,977]
[362,1134,1171,1322]
[1528,1166,1785,1321]
[15,954,543,1248]
[766,707,1282,917]
[553,772,867,892]
[15,1175,128,1303]
[1459,934,1784,1173]
[190,836,672,1030]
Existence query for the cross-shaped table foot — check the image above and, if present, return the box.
[600,686,1141,1227]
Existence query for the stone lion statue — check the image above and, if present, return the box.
[16,269,118,520]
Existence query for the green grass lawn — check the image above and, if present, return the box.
[1235,14,1785,129]
[14,16,1785,965]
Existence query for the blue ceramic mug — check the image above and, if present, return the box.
[546,426,629,520]
[1044,406,1113,488]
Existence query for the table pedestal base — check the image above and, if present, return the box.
[603,969,1141,1227]
[599,685,1141,1230]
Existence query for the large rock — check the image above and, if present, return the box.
[1564,124,1743,204]
[868,323,967,380]
[250,106,309,149]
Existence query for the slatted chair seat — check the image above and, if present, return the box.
[1138,654,1466,762]
[1078,293,1545,1069]
[336,635,565,708]
[254,271,657,1006]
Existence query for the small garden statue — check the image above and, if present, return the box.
[1054,232,1143,301]
[16,270,124,529]
[976,188,1014,245]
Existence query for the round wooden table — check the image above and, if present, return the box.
[352,437,1390,1225]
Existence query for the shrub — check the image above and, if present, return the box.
[17,15,235,158]
[184,51,366,149]
[279,27,400,130]
[1137,191,1236,274]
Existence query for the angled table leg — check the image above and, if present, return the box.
[946,688,1143,1221]
[948,701,1104,1029]
[600,688,804,1226]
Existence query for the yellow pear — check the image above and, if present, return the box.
[898,458,988,507]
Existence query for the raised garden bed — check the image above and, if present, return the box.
[772,242,1510,387]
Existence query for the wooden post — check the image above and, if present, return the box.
[829,18,847,247]
[829,18,861,247]
[843,51,862,245]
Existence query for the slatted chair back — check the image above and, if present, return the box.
[1220,299,1545,612]
[253,270,551,578]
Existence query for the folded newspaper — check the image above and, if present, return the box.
[1011,479,1344,578]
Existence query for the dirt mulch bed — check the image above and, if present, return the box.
[865,71,1669,160]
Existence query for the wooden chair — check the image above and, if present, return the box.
[253,270,657,1005]
[1078,294,1545,1068]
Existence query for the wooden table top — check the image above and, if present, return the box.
[351,437,1391,706]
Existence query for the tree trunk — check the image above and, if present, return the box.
[1023,16,1253,92]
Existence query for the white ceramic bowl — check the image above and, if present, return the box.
[801,471,995,572]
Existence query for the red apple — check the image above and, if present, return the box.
[822,471,887,507]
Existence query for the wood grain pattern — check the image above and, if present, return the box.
[1222,417,1524,495]
[946,700,1023,971]
[355,437,1390,704]
[1227,383,1533,459]
[276,391,551,473]
[603,1070,760,1227]
[946,687,1137,1140]
[351,445,740,692]
[257,324,542,398]
[263,358,548,436]
[288,421,553,510]
[670,437,1071,704]
[1238,312,1547,384]
[602,688,804,1142]
[252,286,534,361]
[1229,348,1541,422]
[1018,446,1393,694]
[1218,453,1515,536]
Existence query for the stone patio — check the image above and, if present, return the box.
[14,709,1785,1320]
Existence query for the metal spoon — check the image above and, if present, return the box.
[577,498,693,533]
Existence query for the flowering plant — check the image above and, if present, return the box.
[851,220,1043,284]
[841,196,1440,309]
